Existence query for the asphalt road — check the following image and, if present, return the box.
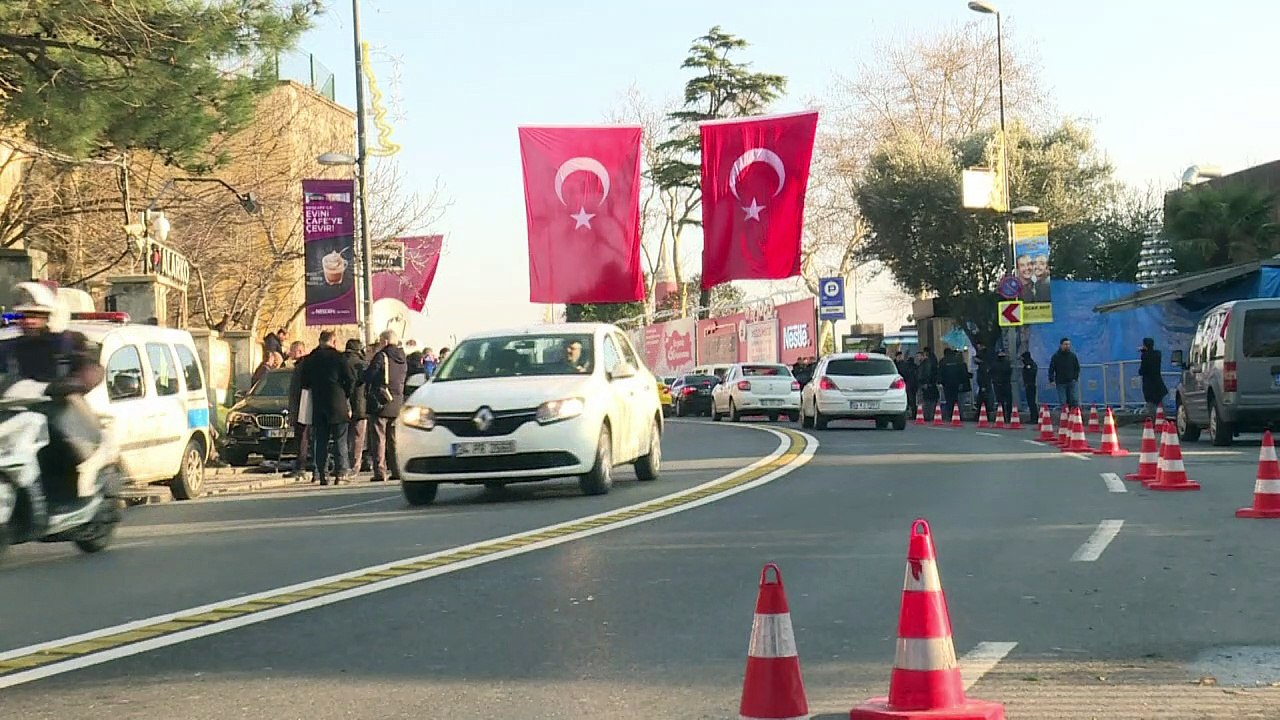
[3,418,1280,719]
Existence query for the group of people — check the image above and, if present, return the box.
[255,328,449,485]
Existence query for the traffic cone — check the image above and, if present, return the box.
[950,404,962,428]
[1086,406,1101,435]
[849,519,1005,720]
[1155,404,1166,424]
[932,404,945,427]
[1064,408,1093,453]
[739,563,809,720]
[915,404,926,426]
[1009,405,1022,430]
[1236,431,1280,518]
[1037,407,1055,442]
[993,405,1005,429]
[1149,420,1200,491]
[1093,409,1129,457]
[1143,421,1173,488]
[1055,407,1071,447]
[976,404,990,429]
[1124,419,1159,482]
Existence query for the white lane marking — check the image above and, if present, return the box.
[1101,472,1127,493]
[1063,452,1093,461]
[0,426,817,687]
[1070,519,1124,562]
[1182,450,1245,457]
[960,641,1018,690]
[1022,439,1047,447]
[976,431,1001,438]
[317,494,400,514]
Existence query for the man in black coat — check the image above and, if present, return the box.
[301,330,356,485]
[365,329,408,482]
[1138,337,1168,420]
[1021,351,1040,422]
[991,350,1014,423]
[1048,337,1082,409]
[344,338,370,474]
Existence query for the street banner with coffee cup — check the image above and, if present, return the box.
[303,179,357,326]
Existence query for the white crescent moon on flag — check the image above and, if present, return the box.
[554,157,611,207]
[729,148,786,200]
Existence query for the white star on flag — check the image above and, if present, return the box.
[570,207,596,230]
[741,198,765,222]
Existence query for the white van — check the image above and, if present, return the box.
[68,315,213,499]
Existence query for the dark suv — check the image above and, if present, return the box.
[220,368,300,466]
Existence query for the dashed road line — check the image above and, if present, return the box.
[1070,519,1124,562]
[976,431,1001,438]
[1101,472,1127,493]
[316,494,400,514]
[0,426,816,689]
[961,641,1018,690]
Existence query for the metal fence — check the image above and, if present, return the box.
[1040,361,1179,412]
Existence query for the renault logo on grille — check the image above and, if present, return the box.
[473,407,495,432]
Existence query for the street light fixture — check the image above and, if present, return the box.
[1012,205,1039,216]
[967,0,998,13]
[317,152,358,167]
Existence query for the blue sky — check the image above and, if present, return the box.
[299,0,1280,345]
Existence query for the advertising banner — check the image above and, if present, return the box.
[371,235,443,312]
[697,312,745,366]
[639,318,696,377]
[1013,221,1053,324]
[745,320,779,363]
[302,179,357,326]
[775,297,817,365]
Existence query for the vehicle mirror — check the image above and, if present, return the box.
[109,373,143,401]
[609,362,637,380]
[1170,349,1184,367]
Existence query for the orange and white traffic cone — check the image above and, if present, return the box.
[950,404,962,428]
[1086,406,1101,435]
[1093,409,1129,457]
[849,519,1005,720]
[1143,421,1173,488]
[1125,419,1159,482]
[915,404,926,426]
[1155,404,1166,425]
[1149,420,1200,491]
[739,563,808,720]
[1064,408,1093,453]
[1037,407,1055,442]
[993,405,1005,429]
[1055,407,1071,447]
[932,404,945,427]
[1236,430,1280,519]
[1009,405,1022,430]
[976,405,990,429]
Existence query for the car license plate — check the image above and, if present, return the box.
[761,399,783,406]
[452,440,517,457]
[850,401,877,411]
[265,429,291,439]
[698,388,711,395]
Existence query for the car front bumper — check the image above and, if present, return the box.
[397,414,599,482]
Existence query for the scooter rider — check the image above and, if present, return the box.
[0,282,105,509]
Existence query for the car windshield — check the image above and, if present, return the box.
[742,364,791,377]
[251,370,292,397]
[681,374,718,386]
[433,334,595,381]
[826,357,898,376]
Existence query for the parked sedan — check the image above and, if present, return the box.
[710,363,801,422]
[670,374,720,417]
[220,369,299,466]
[799,352,908,430]
[395,324,663,506]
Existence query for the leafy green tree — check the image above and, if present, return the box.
[0,0,319,170]
[1164,183,1280,273]
[1051,191,1160,283]
[564,301,647,325]
[654,275,745,316]
[653,26,787,316]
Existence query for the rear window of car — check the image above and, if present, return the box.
[1242,309,1280,358]
[742,364,790,377]
[681,374,717,386]
[826,358,898,376]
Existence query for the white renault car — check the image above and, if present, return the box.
[710,362,801,422]
[396,324,663,505]
[799,352,908,430]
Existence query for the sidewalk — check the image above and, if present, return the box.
[121,464,312,505]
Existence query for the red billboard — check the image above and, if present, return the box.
[639,318,696,376]
[697,311,746,365]
[775,297,817,365]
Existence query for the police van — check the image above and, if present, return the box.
[1,312,214,500]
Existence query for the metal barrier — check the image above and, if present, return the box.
[1031,361,1180,412]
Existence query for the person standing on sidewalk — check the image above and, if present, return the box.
[1138,337,1168,420]
[301,331,356,485]
[1048,337,1081,409]
[991,349,1014,423]
[344,338,370,474]
[365,330,408,482]
[1020,351,1039,421]
[286,342,312,479]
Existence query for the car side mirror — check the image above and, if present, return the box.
[609,362,637,380]
[1170,350,1184,367]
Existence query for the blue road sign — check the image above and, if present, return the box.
[818,277,845,321]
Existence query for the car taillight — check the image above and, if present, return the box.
[854,353,869,360]
[737,380,752,391]
[890,376,906,390]
[790,380,801,391]
[682,386,697,395]
[819,376,837,391]
[1224,361,1238,392]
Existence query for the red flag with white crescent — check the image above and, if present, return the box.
[372,235,442,312]
[699,111,818,289]
[519,126,645,303]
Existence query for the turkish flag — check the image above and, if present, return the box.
[519,126,645,303]
[699,111,819,289]
[372,235,442,312]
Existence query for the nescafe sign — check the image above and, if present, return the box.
[783,323,810,350]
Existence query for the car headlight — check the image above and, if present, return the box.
[536,397,585,425]
[400,405,435,431]
[226,411,253,426]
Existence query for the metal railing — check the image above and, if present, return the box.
[271,50,337,102]
[1031,360,1179,412]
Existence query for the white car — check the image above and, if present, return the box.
[710,363,801,422]
[799,352,909,430]
[395,324,663,506]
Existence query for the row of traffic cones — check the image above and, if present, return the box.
[1118,419,1199,489]
[1033,405,1128,457]
[916,403,1023,430]
[740,520,1004,720]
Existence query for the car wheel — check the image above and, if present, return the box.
[483,481,507,493]
[875,418,889,430]
[634,419,661,482]
[170,438,206,500]
[801,405,814,429]
[675,400,686,418]
[767,412,780,422]
[579,425,614,496]
[1209,402,1234,447]
[402,481,440,506]
[892,414,908,431]
[729,400,741,423]
[814,408,829,430]
[222,447,252,467]
[1176,398,1201,441]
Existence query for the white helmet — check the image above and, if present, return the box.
[12,282,69,332]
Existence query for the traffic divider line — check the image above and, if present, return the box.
[0,426,816,689]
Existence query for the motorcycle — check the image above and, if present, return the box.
[0,378,125,559]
